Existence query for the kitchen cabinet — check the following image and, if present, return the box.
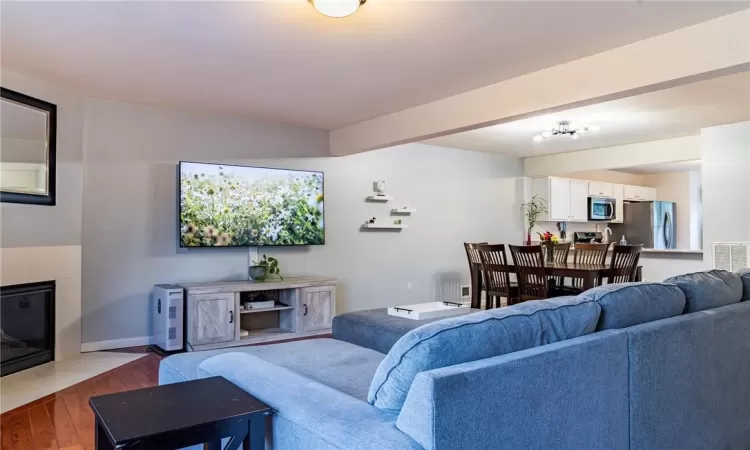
[611,184,624,223]
[624,185,657,201]
[588,181,614,198]
[531,177,589,222]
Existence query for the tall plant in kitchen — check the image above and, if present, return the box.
[522,195,548,245]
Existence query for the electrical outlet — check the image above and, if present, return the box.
[407,283,413,292]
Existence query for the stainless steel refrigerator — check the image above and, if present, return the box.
[610,201,676,249]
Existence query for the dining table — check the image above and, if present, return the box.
[469,261,642,309]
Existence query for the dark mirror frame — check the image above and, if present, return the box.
[0,87,57,206]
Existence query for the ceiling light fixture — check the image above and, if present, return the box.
[309,0,366,18]
[533,121,600,142]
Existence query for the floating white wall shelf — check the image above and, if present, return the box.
[366,195,393,202]
[391,208,416,214]
[361,223,408,229]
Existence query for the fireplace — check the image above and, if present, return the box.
[1,281,55,377]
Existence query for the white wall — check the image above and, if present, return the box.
[701,121,750,264]
[80,100,524,345]
[524,135,700,177]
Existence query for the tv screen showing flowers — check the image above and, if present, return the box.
[179,162,324,247]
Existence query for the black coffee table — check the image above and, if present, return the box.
[89,376,271,450]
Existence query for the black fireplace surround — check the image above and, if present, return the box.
[0,281,55,377]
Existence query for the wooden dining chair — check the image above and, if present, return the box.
[547,242,571,264]
[546,242,571,287]
[559,242,611,294]
[477,244,517,308]
[607,244,643,284]
[464,242,487,309]
[509,245,548,301]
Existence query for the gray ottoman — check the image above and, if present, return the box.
[332,307,480,354]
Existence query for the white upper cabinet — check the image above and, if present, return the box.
[624,185,657,201]
[569,180,589,221]
[588,181,614,198]
[639,186,657,201]
[548,177,572,221]
[531,177,656,223]
[532,177,588,222]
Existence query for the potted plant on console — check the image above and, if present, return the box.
[248,255,283,281]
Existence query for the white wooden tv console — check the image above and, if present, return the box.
[178,277,337,352]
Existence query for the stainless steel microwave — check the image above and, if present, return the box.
[588,197,616,221]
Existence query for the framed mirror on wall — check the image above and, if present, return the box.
[0,87,57,206]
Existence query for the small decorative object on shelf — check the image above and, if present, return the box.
[523,194,548,246]
[248,254,283,281]
[366,180,392,202]
[538,232,559,263]
[365,217,376,225]
[393,219,402,225]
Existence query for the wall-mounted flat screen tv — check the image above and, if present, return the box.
[179,161,324,247]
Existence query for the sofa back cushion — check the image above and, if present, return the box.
[664,270,743,313]
[626,301,750,449]
[367,296,601,412]
[737,269,750,302]
[577,282,686,330]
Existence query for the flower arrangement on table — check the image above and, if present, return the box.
[538,232,560,262]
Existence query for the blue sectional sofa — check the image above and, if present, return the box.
[159,270,750,450]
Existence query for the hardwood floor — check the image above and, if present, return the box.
[1,353,162,450]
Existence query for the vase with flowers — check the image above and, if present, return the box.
[538,232,559,263]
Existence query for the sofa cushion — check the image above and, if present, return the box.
[737,269,750,301]
[367,296,601,412]
[577,282,686,330]
[161,338,384,401]
[664,270,744,313]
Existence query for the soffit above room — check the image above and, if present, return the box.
[423,71,750,158]
[616,161,702,174]
[0,2,746,130]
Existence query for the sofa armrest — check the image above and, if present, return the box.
[199,352,421,450]
[396,331,630,450]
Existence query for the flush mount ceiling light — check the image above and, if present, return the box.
[309,0,366,18]
[533,121,600,142]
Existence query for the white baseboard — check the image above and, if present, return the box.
[81,336,155,352]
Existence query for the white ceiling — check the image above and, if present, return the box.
[424,70,750,157]
[1,1,746,130]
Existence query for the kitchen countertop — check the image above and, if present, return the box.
[565,245,703,255]
[641,248,703,254]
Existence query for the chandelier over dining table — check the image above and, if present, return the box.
[533,121,600,142]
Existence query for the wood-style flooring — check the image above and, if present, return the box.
[1,352,163,450]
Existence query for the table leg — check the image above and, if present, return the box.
[95,420,114,450]
[243,414,265,449]
[583,272,597,291]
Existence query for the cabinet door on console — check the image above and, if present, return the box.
[299,286,335,332]
[189,293,236,345]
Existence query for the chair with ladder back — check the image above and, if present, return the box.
[607,244,643,284]
[477,244,518,308]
